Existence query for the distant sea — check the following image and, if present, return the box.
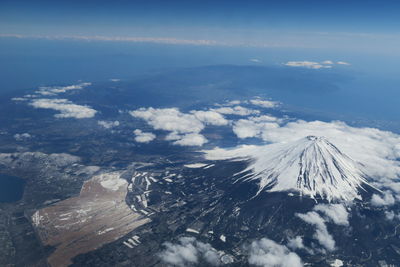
[0,37,399,132]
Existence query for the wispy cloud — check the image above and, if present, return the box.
[98,120,120,129]
[337,61,351,65]
[35,82,91,96]
[250,58,262,63]
[0,34,220,46]
[3,31,400,51]
[211,106,260,116]
[249,99,279,109]
[14,133,32,141]
[30,98,97,119]
[284,61,332,69]
[284,60,350,69]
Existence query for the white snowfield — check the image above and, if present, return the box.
[204,136,370,202]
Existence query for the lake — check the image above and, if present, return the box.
[0,174,25,203]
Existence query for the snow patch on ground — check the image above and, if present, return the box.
[184,163,208,168]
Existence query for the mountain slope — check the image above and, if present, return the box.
[204,136,370,202]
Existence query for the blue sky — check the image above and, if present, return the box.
[2,0,400,53]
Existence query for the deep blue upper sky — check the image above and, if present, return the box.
[2,0,400,53]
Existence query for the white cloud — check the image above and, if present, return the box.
[284,60,350,69]
[30,98,97,119]
[250,99,279,108]
[223,100,242,106]
[287,236,305,251]
[212,106,260,116]
[233,120,262,139]
[284,61,331,69]
[2,34,220,46]
[166,132,208,146]
[130,107,233,146]
[98,120,120,129]
[250,115,280,122]
[250,58,262,63]
[371,191,395,207]
[159,236,221,267]
[130,107,211,146]
[130,108,204,134]
[14,133,32,141]
[133,129,156,143]
[385,210,400,221]
[233,119,279,139]
[314,204,349,226]
[23,94,36,98]
[385,211,395,220]
[191,110,229,126]
[295,204,350,252]
[296,211,335,252]
[247,238,303,267]
[35,82,91,96]
[11,97,27,101]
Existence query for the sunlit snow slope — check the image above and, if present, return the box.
[205,136,370,202]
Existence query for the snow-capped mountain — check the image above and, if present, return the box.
[204,136,370,202]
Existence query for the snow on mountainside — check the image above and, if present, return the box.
[204,136,371,202]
